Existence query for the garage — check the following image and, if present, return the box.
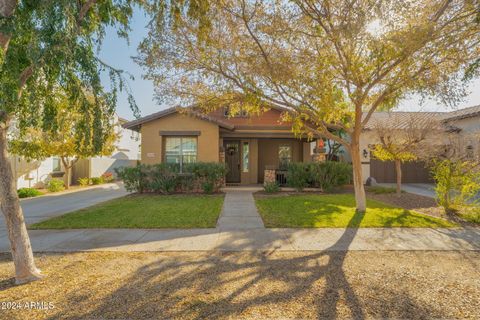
[370,159,434,183]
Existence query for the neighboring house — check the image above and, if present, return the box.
[72,116,141,182]
[358,105,480,184]
[123,106,321,185]
[10,115,140,189]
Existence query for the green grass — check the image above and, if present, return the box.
[367,186,403,194]
[30,194,225,229]
[458,206,480,224]
[255,194,457,228]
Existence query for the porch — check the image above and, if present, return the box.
[220,137,323,185]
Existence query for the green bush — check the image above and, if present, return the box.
[91,177,104,185]
[115,165,149,193]
[78,177,90,186]
[201,181,215,194]
[47,178,65,192]
[286,163,310,191]
[431,159,480,213]
[264,181,280,193]
[309,161,353,192]
[115,162,227,194]
[286,161,352,192]
[185,162,228,193]
[17,187,43,198]
[149,164,178,194]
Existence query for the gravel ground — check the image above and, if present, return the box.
[0,251,479,319]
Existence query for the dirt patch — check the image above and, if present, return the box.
[367,192,442,216]
[0,251,478,319]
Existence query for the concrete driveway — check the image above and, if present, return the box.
[0,183,129,234]
[378,183,436,198]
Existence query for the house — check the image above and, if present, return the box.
[123,106,321,185]
[11,115,140,189]
[358,105,480,184]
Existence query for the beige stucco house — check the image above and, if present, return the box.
[355,105,480,184]
[123,106,321,185]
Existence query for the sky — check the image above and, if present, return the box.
[99,7,480,121]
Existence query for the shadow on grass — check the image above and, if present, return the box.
[40,211,445,319]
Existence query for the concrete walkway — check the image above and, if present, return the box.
[216,190,264,230]
[0,188,479,252]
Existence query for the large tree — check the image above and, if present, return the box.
[138,0,480,212]
[0,0,140,284]
[0,0,207,284]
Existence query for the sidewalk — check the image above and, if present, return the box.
[0,188,478,252]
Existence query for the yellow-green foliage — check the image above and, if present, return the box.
[431,159,480,212]
[372,144,417,163]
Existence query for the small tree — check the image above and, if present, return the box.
[371,115,441,195]
[9,93,118,189]
[427,133,480,213]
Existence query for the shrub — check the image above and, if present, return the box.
[17,187,43,198]
[431,159,480,213]
[91,177,104,185]
[185,162,227,193]
[47,178,65,192]
[201,181,215,194]
[149,163,178,194]
[78,177,90,186]
[115,162,227,194]
[285,161,352,192]
[115,165,149,193]
[286,163,310,191]
[177,174,195,192]
[101,172,114,183]
[309,161,353,192]
[264,181,280,193]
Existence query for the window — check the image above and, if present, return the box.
[165,137,197,171]
[279,144,292,169]
[242,142,249,173]
[52,158,61,172]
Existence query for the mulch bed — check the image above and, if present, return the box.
[367,192,442,217]
[0,251,478,319]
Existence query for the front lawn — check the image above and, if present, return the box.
[30,194,224,229]
[255,194,457,228]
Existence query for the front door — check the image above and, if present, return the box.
[224,140,241,183]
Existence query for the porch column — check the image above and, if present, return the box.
[312,139,326,162]
[263,165,276,186]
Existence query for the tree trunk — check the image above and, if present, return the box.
[61,157,71,189]
[0,124,42,284]
[395,159,402,197]
[350,142,367,213]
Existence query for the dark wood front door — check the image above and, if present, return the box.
[224,140,241,183]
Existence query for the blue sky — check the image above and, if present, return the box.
[99,7,480,121]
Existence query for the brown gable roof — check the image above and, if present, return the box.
[122,106,235,131]
[364,112,445,130]
[442,104,480,122]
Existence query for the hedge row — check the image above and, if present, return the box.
[115,162,228,194]
[286,161,353,191]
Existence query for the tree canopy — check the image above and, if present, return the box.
[138,0,480,211]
